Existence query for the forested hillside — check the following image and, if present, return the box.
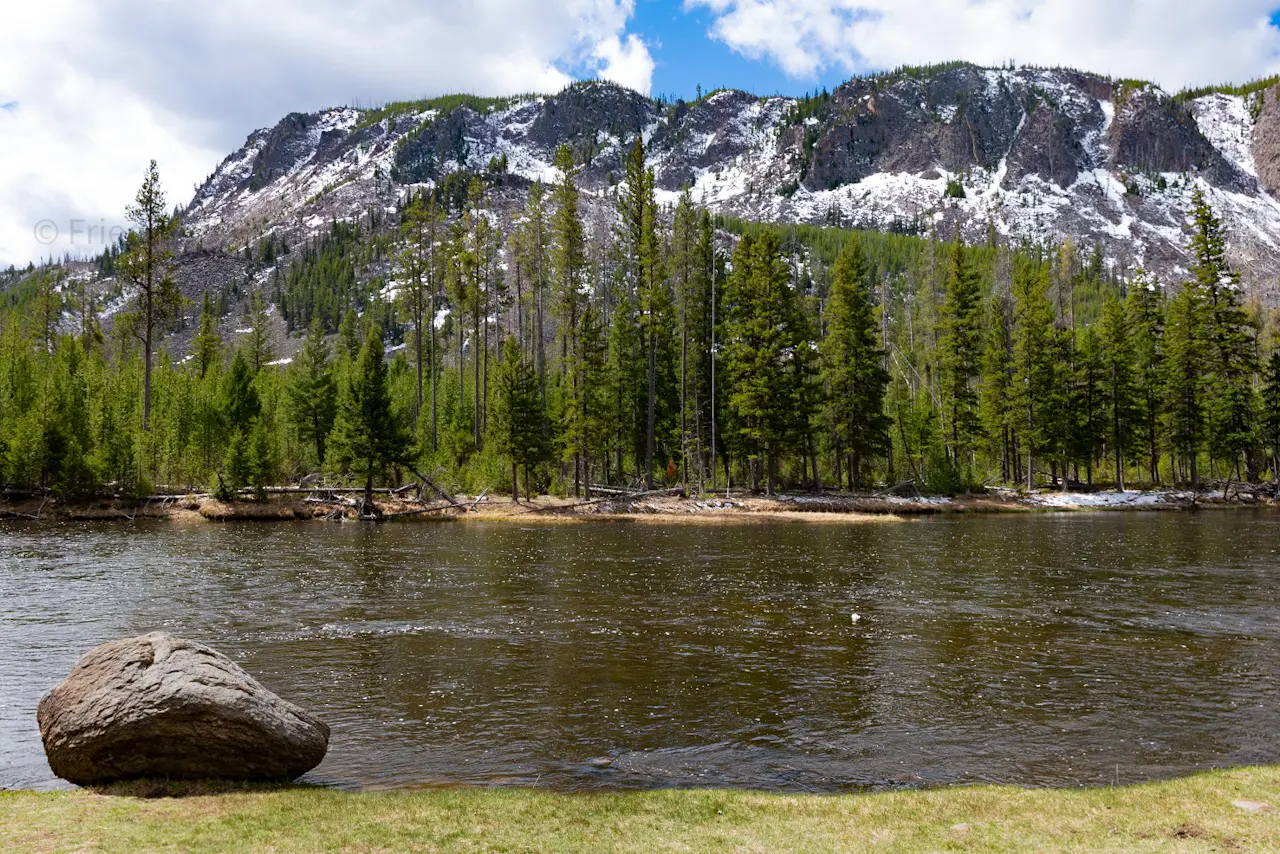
[2,135,1279,504]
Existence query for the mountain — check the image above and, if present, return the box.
[180,63,1280,302]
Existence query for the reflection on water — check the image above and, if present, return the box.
[2,511,1279,792]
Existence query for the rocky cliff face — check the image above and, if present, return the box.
[180,67,1280,299]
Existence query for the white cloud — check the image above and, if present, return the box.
[594,33,659,93]
[0,0,652,267]
[689,0,1280,90]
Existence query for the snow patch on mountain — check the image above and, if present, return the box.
[1191,94,1257,177]
[176,69,1280,305]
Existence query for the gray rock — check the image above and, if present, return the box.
[37,632,329,785]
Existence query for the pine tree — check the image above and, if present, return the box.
[638,166,670,490]
[551,145,591,494]
[338,308,361,361]
[566,293,608,494]
[1162,283,1208,489]
[1262,350,1280,479]
[246,419,277,501]
[216,349,261,498]
[1190,191,1257,483]
[222,430,251,497]
[193,355,224,476]
[610,138,651,485]
[671,190,702,484]
[34,271,62,353]
[446,214,477,450]
[331,327,411,514]
[722,233,808,493]
[605,269,643,484]
[398,191,442,431]
[939,242,983,470]
[118,160,179,431]
[193,290,223,380]
[71,275,103,356]
[514,182,550,395]
[820,240,889,490]
[1126,272,1165,483]
[979,295,1016,483]
[1011,262,1056,490]
[286,319,337,466]
[1040,326,1077,487]
[1098,292,1137,490]
[244,291,275,373]
[697,210,719,489]
[1071,325,1106,486]
[492,337,548,501]
[221,349,260,435]
[462,177,504,446]
[47,337,100,497]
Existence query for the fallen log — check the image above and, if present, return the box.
[384,500,471,520]
[410,468,458,506]
[141,487,396,501]
[526,486,686,514]
[874,479,918,498]
[466,488,490,513]
[1,487,45,500]
[585,484,641,496]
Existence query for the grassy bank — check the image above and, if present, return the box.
[4,767,1280,853]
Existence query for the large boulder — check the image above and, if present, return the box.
[37,632,329,785]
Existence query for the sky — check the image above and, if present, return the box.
[4,0,1280,267]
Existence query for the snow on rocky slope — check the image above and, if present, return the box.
[181,67,1280,301]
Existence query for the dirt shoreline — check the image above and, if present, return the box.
[0,486,1274,524]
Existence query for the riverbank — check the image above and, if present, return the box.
[0,484,1274,523]
[3,766,1279,852]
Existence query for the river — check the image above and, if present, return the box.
[3,511,1279,792]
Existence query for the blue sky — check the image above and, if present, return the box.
[630,0,847,99]
[625,1,1280,100]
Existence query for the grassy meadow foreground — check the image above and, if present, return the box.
[4,767,1280,853]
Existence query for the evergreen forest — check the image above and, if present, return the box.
[3,143,1280,505]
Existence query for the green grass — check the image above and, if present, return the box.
[4,767,1280,852]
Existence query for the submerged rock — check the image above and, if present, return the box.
[37,632,329,785]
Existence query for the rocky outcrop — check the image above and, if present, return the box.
[650,90,763,192]
[1107,88,1252,191]
[1003,99,1086,189]
[804,68,1045,191]
[247,113,321,191]
[37,632,329,785]
[394,107,491,184]
[1252,85,1280,198]
[527,81,657,154]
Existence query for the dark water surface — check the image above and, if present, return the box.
[3,512,1280,793]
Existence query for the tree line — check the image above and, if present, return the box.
[2,150,1279,503]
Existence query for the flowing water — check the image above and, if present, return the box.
[3,511,1280,793]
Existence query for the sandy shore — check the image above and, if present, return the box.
[1,484,1273,524]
